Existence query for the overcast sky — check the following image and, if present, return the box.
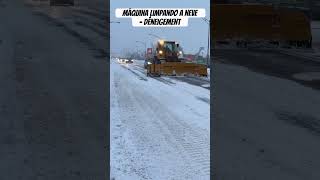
[110,0,210,56]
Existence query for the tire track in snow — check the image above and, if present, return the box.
[121,63,177,85]
[121,69,209,178]
[111,71,152,179]
[143,97,210,177]
[119,64,148,81]
[131,64,177,85]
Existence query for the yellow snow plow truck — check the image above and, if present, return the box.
[146,40,207,77]
[212,4,312,48]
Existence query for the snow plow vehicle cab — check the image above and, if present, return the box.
[50,0,74,6]
[147,40,207,77]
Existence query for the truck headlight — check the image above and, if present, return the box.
[147,62,152,65]
[159,50,163,54]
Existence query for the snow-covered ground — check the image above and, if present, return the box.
[110,58,210,180]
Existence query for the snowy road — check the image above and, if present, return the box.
[214,50,320,179]
[0,0,107,179]
[110,59,210,179]
[24,0,107,58]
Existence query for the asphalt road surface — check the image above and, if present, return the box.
[0,0,108,179]
[215,49,320,90]
[214,49,320,179]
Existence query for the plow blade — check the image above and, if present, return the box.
[212,4,312,48]
[147,62,208,77]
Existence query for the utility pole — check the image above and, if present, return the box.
[136,41,147,59]
[207,21,210,67]
[202,18,210,68]
[148,33,162,40]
